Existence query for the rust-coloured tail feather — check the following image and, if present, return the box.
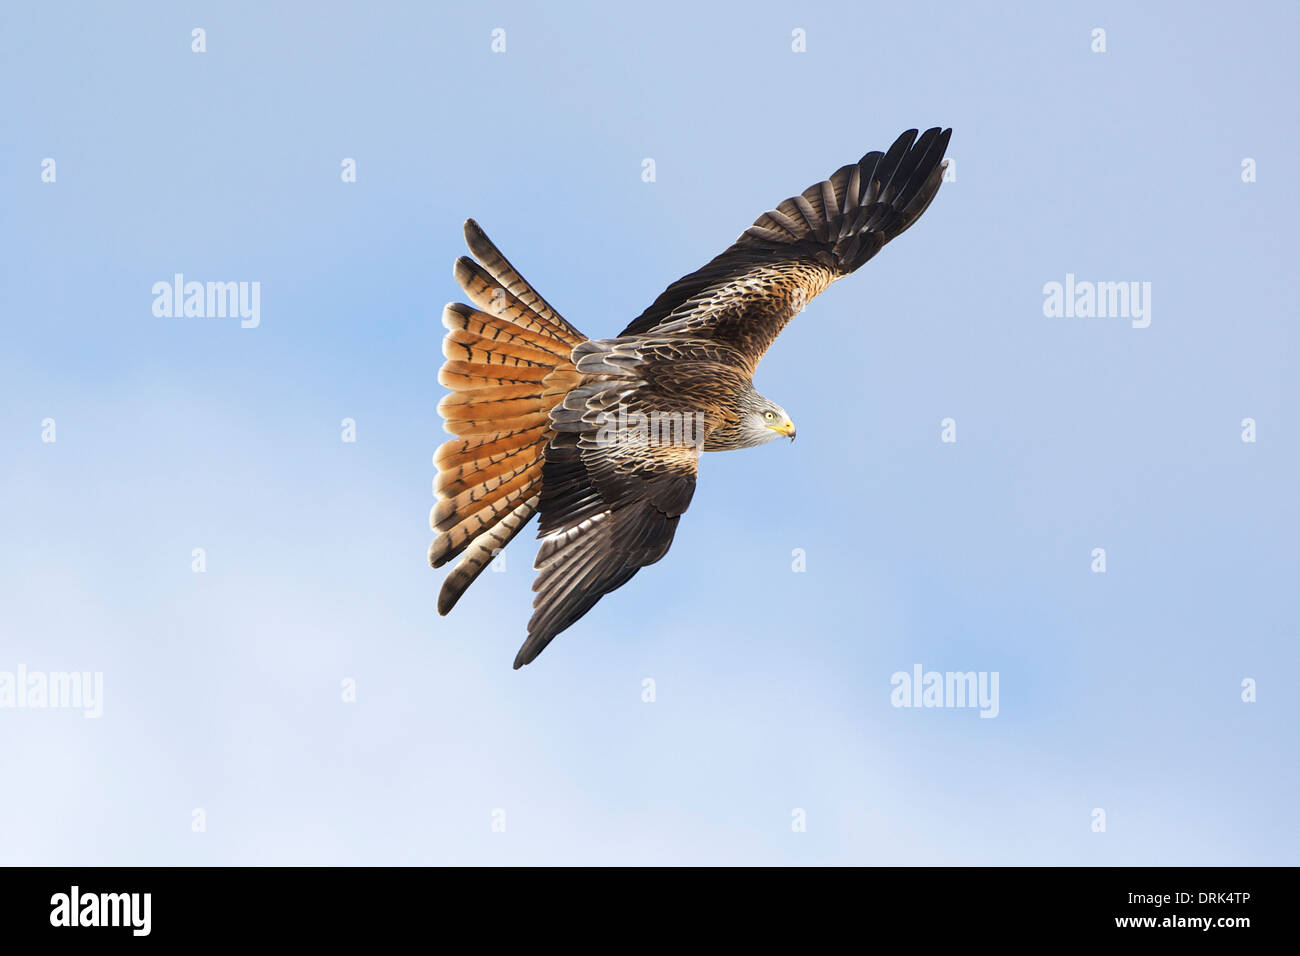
[462,219,582,340]
[434,424,550,468]
[436,495,540,616]
[430,222,587,615]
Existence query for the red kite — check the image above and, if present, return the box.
[431,128,952,667]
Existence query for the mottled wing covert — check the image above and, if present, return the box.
[620,128,952,372]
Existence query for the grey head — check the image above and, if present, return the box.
[705,385,796,451]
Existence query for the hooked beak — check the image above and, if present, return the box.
[767,419,797,441]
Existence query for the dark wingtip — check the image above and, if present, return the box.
[893,128,920,149]
[512,634,541,669]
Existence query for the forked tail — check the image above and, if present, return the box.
[429,220,585,614]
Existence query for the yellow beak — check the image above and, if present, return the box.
[767,419,797,440]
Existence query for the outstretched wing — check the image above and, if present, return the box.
[620,127,951,373]
[515,341,700,669]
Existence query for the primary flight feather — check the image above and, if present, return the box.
[431,127,952,668]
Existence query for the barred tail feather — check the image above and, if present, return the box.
[437,496,540,616]
[430,222,587,615]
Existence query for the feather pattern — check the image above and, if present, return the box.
[431,129,951,666]
[429,222,585,618]
[619,128,951,373]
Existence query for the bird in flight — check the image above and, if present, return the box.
[430,127,952,668]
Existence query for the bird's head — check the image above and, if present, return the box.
[703,387,796,451]
[743,393,796,445]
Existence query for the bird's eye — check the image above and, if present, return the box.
[763,411,776,421]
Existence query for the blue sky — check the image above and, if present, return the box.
[1,1,1296,864]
